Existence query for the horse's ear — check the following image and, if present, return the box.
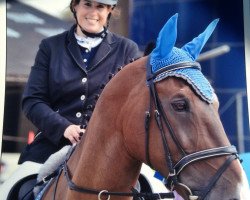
[151,13,178,59]
[181,19,219,60]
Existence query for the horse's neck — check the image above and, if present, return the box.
[67,114,141,200]
[66,59,147,199]
[69,128,141,189]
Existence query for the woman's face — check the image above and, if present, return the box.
[74,0,112,35]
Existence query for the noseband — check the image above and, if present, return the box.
[145,59,239,200]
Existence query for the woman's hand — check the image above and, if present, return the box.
[64,124,86,144]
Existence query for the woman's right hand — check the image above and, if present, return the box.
[64,124,86,144]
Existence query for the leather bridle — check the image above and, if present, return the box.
[145,58,239,200]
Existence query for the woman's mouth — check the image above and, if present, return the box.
[85,17,99,22]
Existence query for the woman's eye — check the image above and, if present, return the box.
[171,100,189,112]
[84,2,92,7]
[97,4,105,9]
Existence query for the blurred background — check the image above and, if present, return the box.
[1,0,250,185]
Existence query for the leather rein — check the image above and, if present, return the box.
[145,59,239,200]
[61,159,174,200]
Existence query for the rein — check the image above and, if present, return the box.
[62,160,174,200]
[49,136,175,199]
[145,58,239,200]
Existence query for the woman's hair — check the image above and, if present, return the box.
[70,0,80,13]
[70,0,120,19]
[70,0,114,13]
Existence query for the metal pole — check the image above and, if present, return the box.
[243,0,250,132]
[197,45,231,61]
[0,0,7,154]
[236,92,245,153]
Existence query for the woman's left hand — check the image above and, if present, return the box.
[63,124,86,144]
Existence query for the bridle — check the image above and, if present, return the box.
[145,58,239,200]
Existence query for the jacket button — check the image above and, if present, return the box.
[82,78,87,83]
[94,94,100,100]
[108,73,114,79]
[87,105,94,110]
[84,114,90,120]
[76,112,82,118]
[100,83,105,89]
[80,95,86,101]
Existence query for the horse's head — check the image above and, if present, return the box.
[122,14,249,199]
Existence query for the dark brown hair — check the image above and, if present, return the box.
[70,0,113,13]
[70,0,80,13]
[70,0,120,25]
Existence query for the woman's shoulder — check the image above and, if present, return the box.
[106,32,141,59]
[107,31,138,47]
[42,30,68,44]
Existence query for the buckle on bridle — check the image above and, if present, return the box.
[42,177,48,184]
[189,195,199,200]
[98,190,110,200]
[154,109,160,117]
[168,169,176,177]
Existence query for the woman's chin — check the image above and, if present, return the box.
[84,27,102,34]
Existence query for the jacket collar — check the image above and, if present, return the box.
[67,24,116,71]
[67,25,85,70]
[90,30,116,69]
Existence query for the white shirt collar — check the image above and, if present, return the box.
[74,32,103,51]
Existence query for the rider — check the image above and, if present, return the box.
[0,0,141,199]
[19,0,140,165]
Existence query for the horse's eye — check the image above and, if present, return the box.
[171,100,189,112]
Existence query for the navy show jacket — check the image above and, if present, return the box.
[18,25,141,164]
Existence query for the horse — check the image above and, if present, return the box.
[39,55,249,199]
[38,14,250,200]
[32,14,250,200]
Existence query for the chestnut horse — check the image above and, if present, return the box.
[39,14,250,200]
[40,55,249,200]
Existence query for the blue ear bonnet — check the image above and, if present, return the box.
[151,47,194,70]
[150,14,219,103]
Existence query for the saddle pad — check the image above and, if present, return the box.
[35,179,54,200]
[0,161,42,200]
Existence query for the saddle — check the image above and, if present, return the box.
[7,174,37,200]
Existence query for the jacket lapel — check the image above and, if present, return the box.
[67,25,86,71]
[89,32,115,69]
[66,26,115,71]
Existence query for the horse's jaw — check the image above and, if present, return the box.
[207,162,250,200]
[222,165,250,200]
[205,176,250,200]
[170,158,250,200]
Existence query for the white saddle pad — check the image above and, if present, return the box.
[0,161,42,200]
